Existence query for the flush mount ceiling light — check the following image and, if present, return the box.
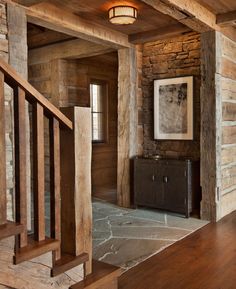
[109,5,138,25]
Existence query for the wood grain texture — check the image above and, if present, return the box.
[51,253,88,277]
[28,39,113,65]
[49,118,61,261]
[217,10,236,25]
[0,58,72,129]
[23,2,131,49]
[117,47,138,208]
[222,126,236,144]
[14,237,59,265]
[119,211,236,289]
[129,23,191,44]
[13,87,28,248]
[0,237,83,289]
[222,146,236,165]
[0,71,6,225]
[70,260,121,289]
[60,107,92,275]
[222,165,236,190]
[222,102,236,121]
[32,102,45,242]
[200,31,220,221]
[0,222,24,241]
[140,0,217,32]
[221,57,236,80]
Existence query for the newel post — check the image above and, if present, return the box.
[60,107,92,275]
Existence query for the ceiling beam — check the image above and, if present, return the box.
[28,39,114,65]
[129,23,191,44]
[11,1,131,49]
[217,10,236,26]
[140,0,218,32]
[14,0,45,6]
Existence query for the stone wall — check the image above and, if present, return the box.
[141,32,201,159]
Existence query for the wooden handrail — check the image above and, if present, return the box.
[0,58,72,130]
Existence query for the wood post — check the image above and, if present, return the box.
[33,102,45,241]
[49,118,61,261]
[0,71,6,225]
[60,107,92,275]
[117,47,139,208]
[200,31,222,221]
[14,87,28,248]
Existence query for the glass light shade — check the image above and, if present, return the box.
[109,6,138,25]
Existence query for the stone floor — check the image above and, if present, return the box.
[92,199,208,270]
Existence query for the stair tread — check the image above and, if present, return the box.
[51,252,89,277]
[70,260,121,289]
[0,221,24,241]
[14,236,60,265]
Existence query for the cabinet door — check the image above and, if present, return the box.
[163,163,187,213]
[134,161,157,207]
[154,164,165,208]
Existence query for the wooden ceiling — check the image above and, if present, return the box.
[195,0,236,27]
[195,0,236,14]
[21,0,236,49]
[49,0,180,35]
[27,23,75,49]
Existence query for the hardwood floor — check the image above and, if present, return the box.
[119,211,236,289]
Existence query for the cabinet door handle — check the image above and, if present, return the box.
[152,175,155,182]
[163,176,168,183]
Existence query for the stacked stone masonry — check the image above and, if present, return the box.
[141,32,201,160]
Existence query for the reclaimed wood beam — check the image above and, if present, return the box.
[129,23,191,44]
[14,0,45,6]
[13,1,131,48]
[140,0,218,32]
[28,39,114,65]
[217,10,236,25]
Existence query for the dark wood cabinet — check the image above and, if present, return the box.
[134,158,200,217]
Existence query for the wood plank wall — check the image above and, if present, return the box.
[76,55,118,193]
[28,52,118,195]
[219,34,236,217]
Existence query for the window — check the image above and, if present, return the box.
[90,81,107,143]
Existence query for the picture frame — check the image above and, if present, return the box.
[154,76,194,140]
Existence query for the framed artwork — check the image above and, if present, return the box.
[154,76,194,140]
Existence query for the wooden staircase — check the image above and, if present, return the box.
[70,260,122,289]
[0,57,121,289]
[0,58,93,286]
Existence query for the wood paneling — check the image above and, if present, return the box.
[221,57,236,80]
[195,0,236,14]
[222,166,236,190]
[222,146,236,165]
[222,102,236,121]
[0,71,6,225]
[75,53,118,194]
[222,126,236,145]
[42,0,179,35]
